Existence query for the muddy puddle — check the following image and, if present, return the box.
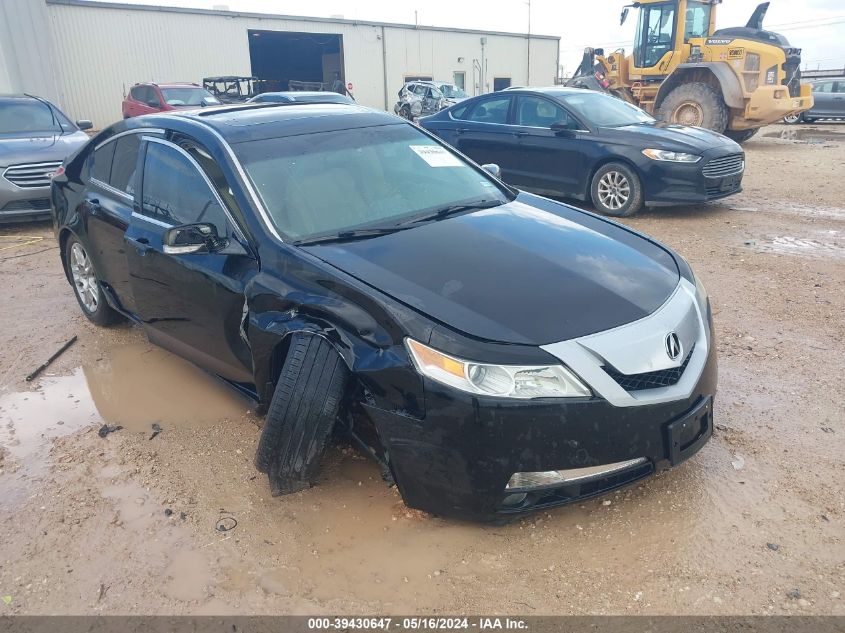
[762,127,845,145]
[742,232,845,259]
[0,340,253,508]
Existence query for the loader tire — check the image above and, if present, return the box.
[657,82,729,134]
[724,129,758,144]
[255,334,349,495]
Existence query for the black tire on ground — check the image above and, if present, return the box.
[724,128,759,143]
[64,236,122,326]
[255,333,349,495]
[657,82,729,134]
[782,113,803,125]
[590,162,644,218]
[399,105,411,120]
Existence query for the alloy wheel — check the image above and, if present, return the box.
[69,242,99,313]
[597,171,631,211]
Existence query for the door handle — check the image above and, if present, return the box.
[456,128,468,135]
[126,236,151,255]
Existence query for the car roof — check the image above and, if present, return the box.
[133,82,201,89]
[156,103,401,143]
[0,94,43,101]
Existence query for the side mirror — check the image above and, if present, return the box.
[162,223,223,255]
[551,122,577,137]
[481,163,501,179]
[76,119,93,131]
[620,7,629,26]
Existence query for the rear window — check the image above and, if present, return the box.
[110,135,141,194]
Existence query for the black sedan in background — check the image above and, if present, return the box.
[420,88,744,217]
[51,104,716,521]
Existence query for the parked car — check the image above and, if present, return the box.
[202,76,260,103]
[122,83,220,118]
[430,81,469,104]
[784,79,845,124]
[247,91,354,105]
[394,81,447,119]
[51,103,716,521]
[420,87,745,217]
[1,94,91,223]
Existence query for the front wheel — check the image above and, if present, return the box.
[590,163,644,218]
[656,82,729,134]
[65,237,122,326]
[783,113,803,125]
[255,334,349,495]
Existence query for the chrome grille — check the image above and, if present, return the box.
[702,154,744,178]
[3,161,63,188]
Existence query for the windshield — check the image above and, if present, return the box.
[160,88,220,106]
[236,124,511,241]
[558,92,654,127]
[0,100,66,134]
[439,84,468,99]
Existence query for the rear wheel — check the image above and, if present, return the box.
[724,129,759,143]
[399,104,412,120]
[590,162,643,218]
[255,334,349,495]
[657,82,729,134]
[65,237,122,326]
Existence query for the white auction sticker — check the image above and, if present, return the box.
[409,145,464,167]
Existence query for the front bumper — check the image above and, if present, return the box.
[643,149,744,206]
[738,83,814,128]
[0,179,52,224]
[364,338,717,521]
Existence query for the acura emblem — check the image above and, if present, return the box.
[665,332,682,361]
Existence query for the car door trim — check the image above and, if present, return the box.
[131,210,173,229]
[94,127,165,151]
[140,136,249,244]
[89,177,134,203]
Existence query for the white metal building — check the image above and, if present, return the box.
[0,0,560,128]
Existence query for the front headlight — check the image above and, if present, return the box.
[405,338,590,399]
[642,149,702,163]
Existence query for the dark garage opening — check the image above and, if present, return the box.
[248,29,344,93]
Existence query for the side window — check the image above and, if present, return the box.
[466,96,511,124]
[836,82,845,94]
[413,84,428,96]
[110,134,141,195]
[450,102,471,120]
[814,82,833,93]
[91,141,116,183]
[514,96,575,128]
[141,142,228,231]
[129,86,144,101]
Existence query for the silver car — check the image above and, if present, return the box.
[1,94,91,223]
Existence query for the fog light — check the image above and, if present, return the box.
[506,458,648,490]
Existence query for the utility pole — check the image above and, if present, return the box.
[526,0,531,86]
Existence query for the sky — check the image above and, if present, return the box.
[103,0,845,73]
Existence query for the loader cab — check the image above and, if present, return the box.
[627,0,718,75]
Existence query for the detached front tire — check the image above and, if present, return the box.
[255,334,349,495]
[590,162,643,217]
[65,236,122,326]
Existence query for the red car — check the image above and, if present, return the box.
[121,82,221,118]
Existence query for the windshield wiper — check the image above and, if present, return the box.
[294,226,411,247]
[406,199,504,225]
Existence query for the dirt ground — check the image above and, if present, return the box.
[0,123,843,616]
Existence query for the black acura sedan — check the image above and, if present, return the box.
[51,103,716,521]
[420,88,745,217]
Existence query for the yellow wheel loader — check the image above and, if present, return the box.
[566,1,813,142]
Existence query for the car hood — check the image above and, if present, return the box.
[303,194,681,346]
[0,131,89,167]
[601,122,741,153]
